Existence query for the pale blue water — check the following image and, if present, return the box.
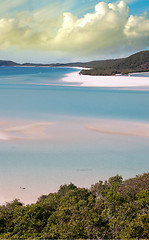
[130,72,149,77]
[0,67,149,203]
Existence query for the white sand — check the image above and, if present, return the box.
[62,71,149,87]
[0,121,55,141]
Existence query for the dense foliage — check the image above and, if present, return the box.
[0,173,148,239]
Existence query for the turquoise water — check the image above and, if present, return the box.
[0,67,149,121]
[0,67,149,204]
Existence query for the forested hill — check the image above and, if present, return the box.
[0,173,148,239]
[79,51,149,75]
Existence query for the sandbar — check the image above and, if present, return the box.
[0,120,55,141]
[0,118,149,142]
[62,71,149,88]
[84,119,149,137]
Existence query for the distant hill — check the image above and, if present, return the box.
[0,60,20,66]
[0,51,149,75]
[79,51,149,75]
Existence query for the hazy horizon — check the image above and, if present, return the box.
[1,49,149,65]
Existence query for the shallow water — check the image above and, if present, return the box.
[0,67,149,204]
[0,70,149,122]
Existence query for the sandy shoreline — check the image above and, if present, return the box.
[62,71,149,88]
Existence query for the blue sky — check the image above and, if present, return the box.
[0,0,149,63]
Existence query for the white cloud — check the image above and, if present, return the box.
[124,13,149,37]
[0,0,148,57]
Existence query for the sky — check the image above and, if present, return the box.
[0,0,149,63]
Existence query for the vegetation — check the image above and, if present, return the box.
[0,173,148,239]
[79,51,149,76]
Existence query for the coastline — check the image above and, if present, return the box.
[62,70,149,88]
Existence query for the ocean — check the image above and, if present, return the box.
[0,67,149,203]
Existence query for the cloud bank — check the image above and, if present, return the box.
[0,1,149,56]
